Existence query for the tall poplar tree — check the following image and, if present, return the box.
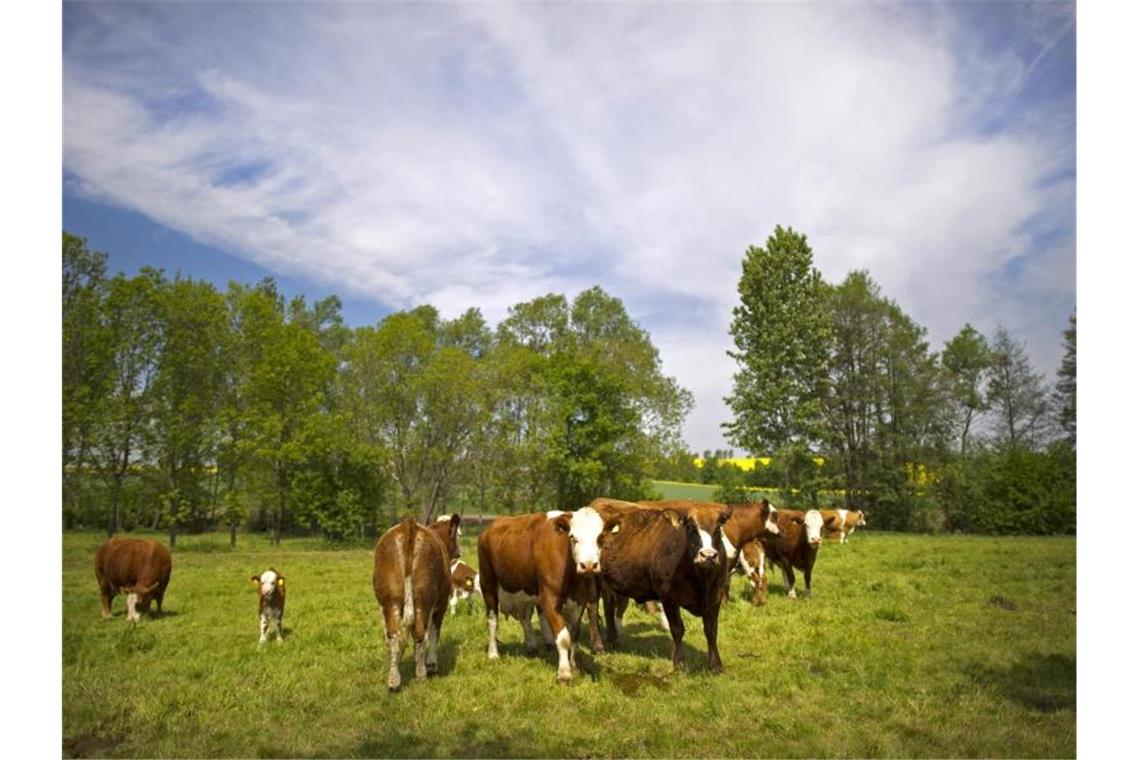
[724,226,831,489]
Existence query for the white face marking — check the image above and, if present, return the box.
[804,511,824,543]
[765,508,780,535]
[258,570,279,598]
[450,559,461,574]
[722,534,737,561]
[568,507,605,571]
[697,528,716,554]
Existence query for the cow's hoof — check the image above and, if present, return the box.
[556,674,572,686]
[591,643,605,655]
[426,664,438,676]
[487,652,499,660]
[710,662,725,675]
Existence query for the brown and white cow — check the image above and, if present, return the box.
[759,509,824,599]
[820,508,867,543]
[477,507,608,684]
[373,514,461,691]
[736,539,768,606]
[94,537,172,622]
[251,568,286,645]
[448,559,480,615]
[592,498,732,673]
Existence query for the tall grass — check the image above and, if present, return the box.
[62,530,1074,758]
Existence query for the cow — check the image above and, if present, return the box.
[820,508,867,543]
[591,498,732,674]
[736,539,768,606]
[94,537,172,622]
[373,513,462,691]
[251,568,286,645]
[448,559,480,615]
[477,507,608,684]
[759,509,824,599]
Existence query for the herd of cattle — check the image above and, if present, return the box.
[92,500,866,691]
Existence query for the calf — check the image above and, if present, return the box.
[820,508,867,543]
[449,559,480,614]
[736,539,768,606]
[251,568,286,645]
[477,507,608,684]
[759,509,824,599]
[373,513,461,691]
[94,537,172,622]
[592,499,732,673]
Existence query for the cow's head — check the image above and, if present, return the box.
[440,513,462,560]
[680,505,732,572]
[251,568,285,599]
[803,510,824,547]
[855,510,867,527]
[760,499,780,535]
[551,507,607,575]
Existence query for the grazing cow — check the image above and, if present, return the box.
[759,509,824,599]
[477,508,608,684]
[736,539,768,606]
[448,559,480,615]
[592,498,732,673]
[94,537,172,622]
[251,568,286,645]
[820,508,867,543]
[373,514,461,691]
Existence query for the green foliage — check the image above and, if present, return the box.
[62,531,1075,757]
[943,324,993,454]
[987,327,1052,449]
[935,443,1076,535]
[725,226,832,463]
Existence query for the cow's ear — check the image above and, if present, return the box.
[552,514,572,534]
[603,518,621,535]
[718,507,733,525]
[276,576,285,587]
[663,510,682,528]
[251,575,260,585]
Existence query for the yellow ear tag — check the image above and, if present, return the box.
[276,578,285,587]
[610,524,620,534]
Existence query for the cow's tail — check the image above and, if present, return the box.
[400,518,417,628]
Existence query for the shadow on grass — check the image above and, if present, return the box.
[967,652,1076,713]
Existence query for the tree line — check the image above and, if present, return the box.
[62,232,692,543]
[664,225,1073,534]
[63,224,1075,540]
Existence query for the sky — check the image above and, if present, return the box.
[61,1,1076,455]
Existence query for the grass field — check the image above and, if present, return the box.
[62,529,1075,758]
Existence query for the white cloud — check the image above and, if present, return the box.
[63,2,1075,452]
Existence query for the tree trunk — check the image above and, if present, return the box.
[230,522,237,548]
[107,475,122,537]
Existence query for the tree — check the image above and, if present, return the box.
[62,233,111,523]
[90,270,164,536]
[1054,313,1076,446]
[986,327,1050,449]
[942,325,992,455]
[151,276,228,543]
[725,226,831,493]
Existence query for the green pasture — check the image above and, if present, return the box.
[62,530,1075,758]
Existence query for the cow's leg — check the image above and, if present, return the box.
[803,562,814,599]
[426,605,444,676]
[586,599,605,654]
[520,604,539,654]
[412,607,429,681]
[449,589,458,615]
[657,604,670,632]
[483,575,500,660]
[662,601,686,672]
[259,612,269,646]
[781,562,797,599]
[537,608,557,650]
[274,609,284,643]
[538,592,572,684]
[384,605,403,691]
[603,588,620,648]
[99,587,113,619]
[703,606,724,674]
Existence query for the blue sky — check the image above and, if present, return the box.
[62,1,1075,454]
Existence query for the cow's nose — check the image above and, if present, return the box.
[578,560,598,574]
[698,548,718,562]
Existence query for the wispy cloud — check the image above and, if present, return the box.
[63,1,1075,452]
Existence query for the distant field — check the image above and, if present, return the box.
[62,530,1075,758]
[650,479,782,502]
